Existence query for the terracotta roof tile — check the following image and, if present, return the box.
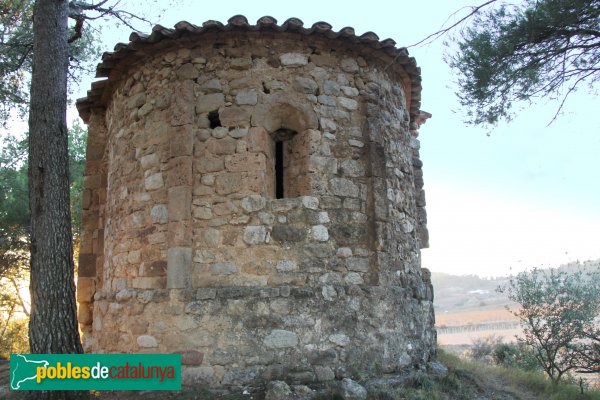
[77,16,422,123]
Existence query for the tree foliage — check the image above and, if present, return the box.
[499,267,600,383]
[0,0,100,124]
[447,0,600,126]
[0,0,32,122]
[0,135,30,357]
[68,120,87,239]
[0,124,87,359]
[0,134,28,280]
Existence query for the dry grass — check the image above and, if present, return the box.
[437,350,600,400]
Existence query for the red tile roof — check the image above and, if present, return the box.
[77,15,422,124]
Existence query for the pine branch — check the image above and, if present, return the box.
[407,0,499,48]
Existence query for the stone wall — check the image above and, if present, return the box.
[91,284,434,386]
[77,25,434,388]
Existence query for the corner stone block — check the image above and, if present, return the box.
[76,277,96,303]
[225,153,266,173]
[247,127,269,154]
[167,247,192,289]
[86,144,104,161]
[83,175,102,190]
[78,253,97,277]
[241,171,267,194]
[169,221,193,247]
[170,125,194,157]
[77,302,93,326]
[167,156,193,187]
[168,186,192,221]
[82,189,92,210]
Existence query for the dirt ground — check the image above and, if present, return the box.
[436,306,521,346]
[438,327,522,346]
[436,308,517,327]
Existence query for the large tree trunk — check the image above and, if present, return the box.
[28,0,83,395]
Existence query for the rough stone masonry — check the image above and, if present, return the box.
[76,15,435,388]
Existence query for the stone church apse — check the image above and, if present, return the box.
[76,15,435,387]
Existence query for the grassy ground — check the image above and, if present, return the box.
[2,352,599,399]
[388,350,600,400]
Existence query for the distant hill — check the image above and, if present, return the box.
[431,272,511,314]
[431,259,600,314]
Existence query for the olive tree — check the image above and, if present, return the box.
[499,267,600,383]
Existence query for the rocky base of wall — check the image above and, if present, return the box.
[84,284,435,388]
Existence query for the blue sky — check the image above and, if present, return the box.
[74,0,600,276]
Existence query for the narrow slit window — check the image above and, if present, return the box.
[275,141,284,199]
[270,128,302,199]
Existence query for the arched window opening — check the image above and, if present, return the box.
[270,128,308,199]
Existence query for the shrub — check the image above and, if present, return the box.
[493,342,540,372]
[499,267,600,382]
[468,334,503,362]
